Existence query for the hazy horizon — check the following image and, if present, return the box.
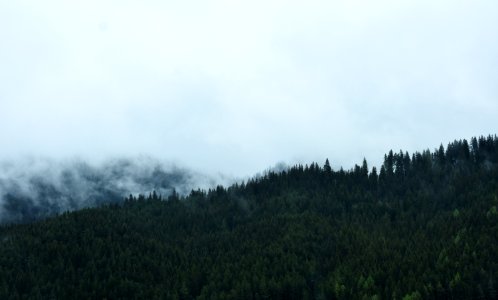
[1,0,498,177]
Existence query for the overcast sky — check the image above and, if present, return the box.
[1,0,497,177]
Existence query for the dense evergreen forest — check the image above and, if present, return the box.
[1,135,498,299]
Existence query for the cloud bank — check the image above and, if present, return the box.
[0,0,497,176]
[0,157,229,224]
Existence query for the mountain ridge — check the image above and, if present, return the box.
[1,135,497,299]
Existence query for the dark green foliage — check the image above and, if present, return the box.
[1,135,498,299]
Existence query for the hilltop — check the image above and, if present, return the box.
[1,135,497,299]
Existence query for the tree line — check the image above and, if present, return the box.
[0,135,497,299]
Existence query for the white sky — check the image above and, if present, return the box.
[1,0,498,176]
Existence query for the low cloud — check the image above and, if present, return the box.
[0,156,230,224]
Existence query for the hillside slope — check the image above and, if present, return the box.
[1,136,498,299]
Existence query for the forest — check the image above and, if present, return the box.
[0,135,497,299]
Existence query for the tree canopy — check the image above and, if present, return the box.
[1,135,498,299]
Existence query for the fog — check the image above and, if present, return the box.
[1,1,498,221]
[0,157,230,223]
[1,1,497,176]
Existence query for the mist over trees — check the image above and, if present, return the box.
[0,135,498,299]
[0,157,225,224]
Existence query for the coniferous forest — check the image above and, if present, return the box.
[1,135,498,299]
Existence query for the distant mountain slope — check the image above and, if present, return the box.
[0,157,224,224]
[1,135,497,299]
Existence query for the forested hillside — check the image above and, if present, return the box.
[1,135,498,299]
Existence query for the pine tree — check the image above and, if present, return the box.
[324,159,332,174]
